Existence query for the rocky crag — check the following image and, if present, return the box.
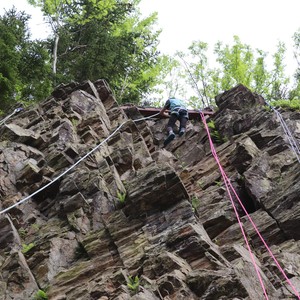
[0,80,300,300]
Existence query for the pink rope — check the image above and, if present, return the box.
[200,111,300,299]
[200,112,269,299]
[223,169,300,299]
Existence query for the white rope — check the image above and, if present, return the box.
[0,108,23,127]
[266,102,300,163]
[0,112,160,215]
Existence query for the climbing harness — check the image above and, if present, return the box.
[0,107,23,127]
[200,110,300,300]
[0,112,160,215]
[266,101,300,163]
[171,107,189,118]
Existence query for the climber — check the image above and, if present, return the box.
[159,97,189,147]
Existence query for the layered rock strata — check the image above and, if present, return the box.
[0,81,299,299]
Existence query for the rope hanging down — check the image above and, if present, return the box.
[200,111,300,300]
[200,111,269,299]
[0,112,160,215]
[266,102,300,163]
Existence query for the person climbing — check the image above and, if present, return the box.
[159,97,189,147]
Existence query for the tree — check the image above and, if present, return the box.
[293,28,300,79]
[27,0,76,77]
[214,36,255,90]
[0,7,52,113]
[0,8,23,111]
[252,49,271,97]
[182,42,221,108]
[27,0,116,76]
[27,0,163,104]
[289,29,300,100]
[180,36,290,107]
[269,42,289,100]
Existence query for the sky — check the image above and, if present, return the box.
[1,0,300,77]
[138,0,300,77]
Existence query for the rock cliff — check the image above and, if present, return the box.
[0,80,299,300]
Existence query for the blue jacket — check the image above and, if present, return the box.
[165,98,186,112]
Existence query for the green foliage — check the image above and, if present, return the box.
[183,42,217,108]
[178,35,295,108]
[127,275,140,293]
[270,42,290,100]
[207,120,216,129]
[71,118,79,127]
[117,190,126,204]
[212,35,287,99]
[191,196,200,210]
[21,242,35,254]
[214,180,222,187]
[207,120,224,143]
[27,0,162,104]
[152,54,186,100]
[214,36,254,91]
[270,99,300,110]
[197,180,204,189]
[33,289,48,300]
[18,227,27,238]
[0,8,52,113]
[293,29,300,82]
[3,0,300,109]
[178,160,187,170]
[31,223,40,231]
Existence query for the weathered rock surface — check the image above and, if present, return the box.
[0,81,300,299]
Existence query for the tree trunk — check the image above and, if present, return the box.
[52,33,59,75]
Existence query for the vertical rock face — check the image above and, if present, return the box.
[0,81,299,300]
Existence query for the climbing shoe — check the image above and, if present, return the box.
[178,129,185,137]
[163,132,175,147]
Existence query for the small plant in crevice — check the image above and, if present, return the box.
[21,242,35,254]
[191,196,201,212]
[127,275,140,294]
[263,105,272,112]
[71,118,79,127]
[31,223,40,232]
[33,289,48,300]
[197,180,204,189]
[214,180,222,187]
[207,120,225,144]
[207,120,215,127]
[214,238,221,246]
[18,227,27,238]
[179,161,187,170]
[117,190,127,204]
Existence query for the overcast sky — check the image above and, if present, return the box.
[1,0,300,76]
[139,0,300,77]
